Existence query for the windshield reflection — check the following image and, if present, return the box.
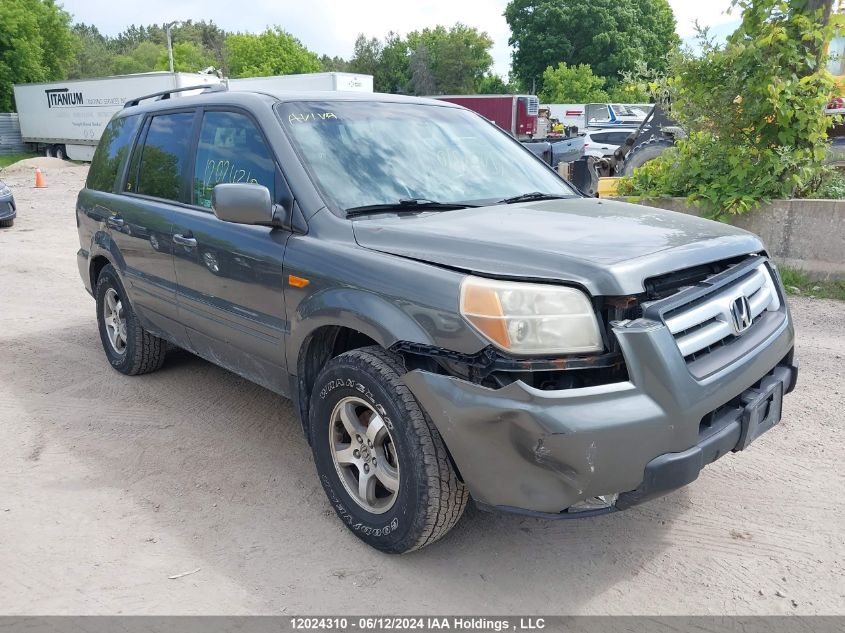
[276,101,577,213]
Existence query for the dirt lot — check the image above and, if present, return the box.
[1,162,843,615]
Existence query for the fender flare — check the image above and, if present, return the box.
[86,230,124,288]
[289,287,437,367]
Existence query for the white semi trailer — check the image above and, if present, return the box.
[13,72,220,161]
[227,72,373,93]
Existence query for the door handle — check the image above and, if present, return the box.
[106,215,124,228]
[172,233,197,248]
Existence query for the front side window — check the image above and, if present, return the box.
[87,114,140,192]
[132,112,195,202]
[276,101,576,213]
[193,111,276,209]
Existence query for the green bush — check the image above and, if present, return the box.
[812,168,845,199]
[619,0,836,218]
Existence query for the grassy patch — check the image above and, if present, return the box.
[779,266,845,301]
[0,152,39,169]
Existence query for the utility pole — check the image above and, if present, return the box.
[165,21,179,73]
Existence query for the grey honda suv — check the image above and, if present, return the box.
[76,87,797,553]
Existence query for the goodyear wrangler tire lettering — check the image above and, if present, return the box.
[309,346,467,553]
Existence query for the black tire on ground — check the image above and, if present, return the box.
[44,145,54,158]
[54,145,66,160]
[622,137,675,176]
[309,346,468,553]
[0,218,13,228]
[95,264,167,375]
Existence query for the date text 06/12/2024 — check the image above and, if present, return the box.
[289,617,547,631]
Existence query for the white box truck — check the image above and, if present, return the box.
[13,72,220,161]
[227,72,373,93]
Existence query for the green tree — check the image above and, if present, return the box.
[319,55,351,72]
[68,24,113,79]
[0,0,75,111]
[155,41,214,72]
[505,0,679,93]
[619,0,836,216]
[111,41,163,75]
[350,32,410,93]
[225,27,320,78]
[166,21,228,73]
[405,24,494,94]
[349,35,381,77]
[409,45,436,95]
[539,62,609,102]
[476,73,512,94]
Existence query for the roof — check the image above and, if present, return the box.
[119,88,461,117]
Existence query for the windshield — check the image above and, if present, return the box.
[276,100,577,213]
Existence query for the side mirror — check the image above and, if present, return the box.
[212,183,274,226]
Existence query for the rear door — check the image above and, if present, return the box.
[586,131,613,155]
[171,108,290,394]
[111,109,197,345]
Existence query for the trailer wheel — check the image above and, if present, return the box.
[54,145,67,161]
[622,138,675,176]
[44,145,54,158]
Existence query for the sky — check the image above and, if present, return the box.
[59,0,742,78]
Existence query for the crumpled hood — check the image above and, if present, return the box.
[352,198,764,295]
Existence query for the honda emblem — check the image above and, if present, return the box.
[730,295,753,334]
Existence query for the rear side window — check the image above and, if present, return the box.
[192,111,276,209]
[604,131,632,145]
[130,112,195,203]
[86,115,141,192]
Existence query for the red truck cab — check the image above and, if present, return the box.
[435,94,540,140]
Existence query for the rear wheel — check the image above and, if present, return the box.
[0,218,13,228]
[54,145,67,160]
[95,264,167,375]
[309,347,468,553]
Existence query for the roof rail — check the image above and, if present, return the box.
[123,83,227,109]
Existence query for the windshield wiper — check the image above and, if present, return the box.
[498,192,571,204]
[346,198,478,218]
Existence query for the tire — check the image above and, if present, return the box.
[54,145,66,160]
[95,264,167,375]
[309,346,468,553]
[0,218,13,228]
[622,137,675,176]
[44,145,54,158]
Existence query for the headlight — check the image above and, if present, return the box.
[460,276,602,355]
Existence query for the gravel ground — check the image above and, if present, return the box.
[0,164,843,615]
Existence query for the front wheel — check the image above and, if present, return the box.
[309,347,468,553]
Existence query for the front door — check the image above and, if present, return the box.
[172,109,290,394]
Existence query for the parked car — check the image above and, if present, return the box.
[76,88,798,554]
[545,103,651,131]
[582,127,639,159]
[0,179,16,227]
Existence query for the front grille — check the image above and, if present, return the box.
[660,262,782,362]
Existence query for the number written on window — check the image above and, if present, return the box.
[193,111,276,209]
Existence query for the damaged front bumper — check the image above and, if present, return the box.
[402,309,796,517]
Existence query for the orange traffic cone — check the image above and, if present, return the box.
[34,167,46,188]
